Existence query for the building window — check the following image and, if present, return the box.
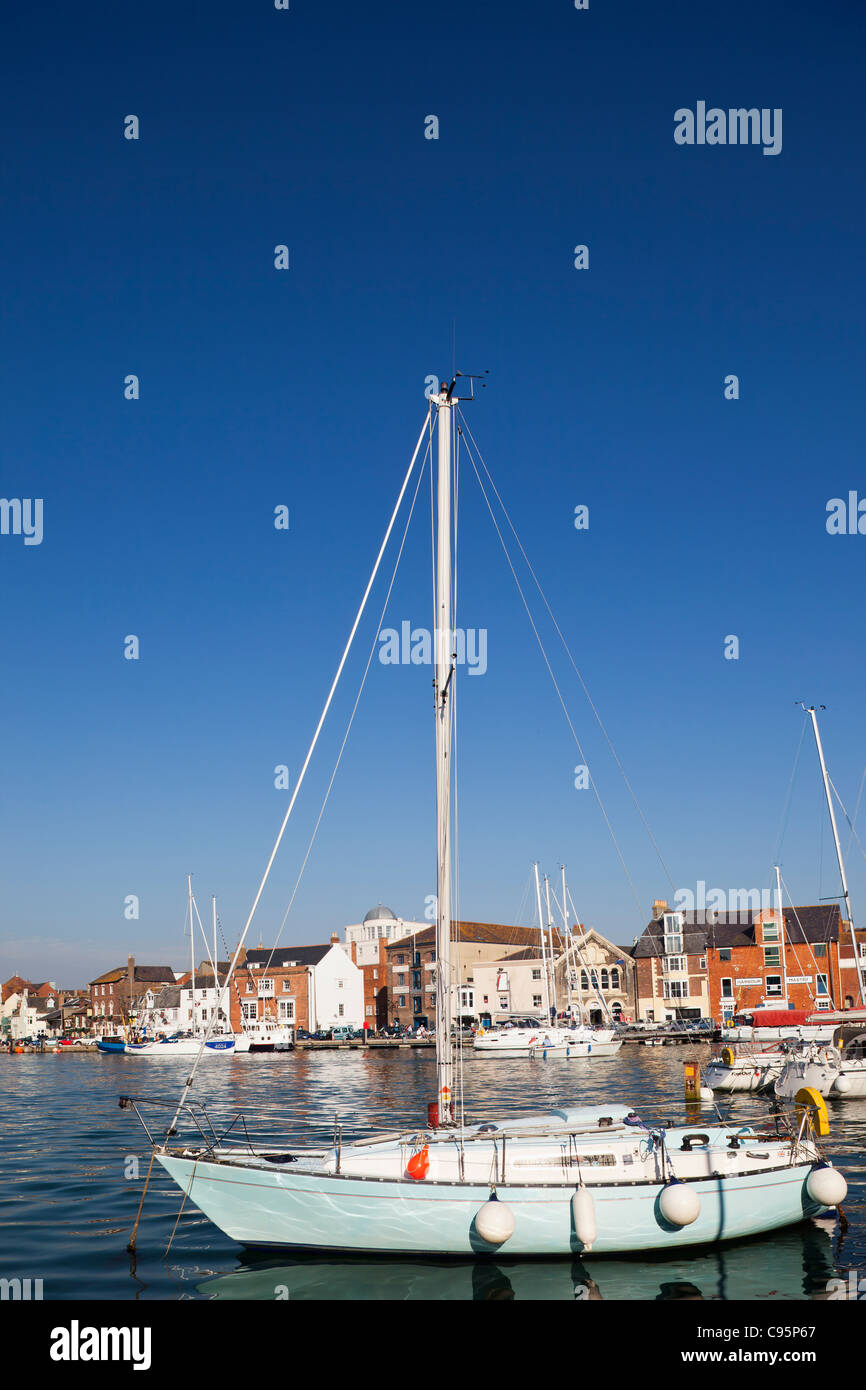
[366,1004,373,1015]
[719,948,731,962]
[662,915,683,954]
[283,979,292,992]
[765,975,783,997]
[599,968,608,989]
[397,955,405,966]
[814,944,826,957]
[532,968,541,980]
[816,974,829,996]
[412,970,421,989]
[762,921,780,943]
[721,978,733,998]
[663,981,686,999]
[699,956,707,970]
[663,957,685,974]
[338,1003,344,1017]
[610,968,620,989]
[532,995,542,1008]
[373,969,378,980]
[246,981,254,993]
[815,999,831,1010]
[398,995,406,1008]
[763,946,781,968]
[412,996,421,1013]
[580,970,588,990]
[278,1000,295,1021]
[242,1002,257,1022]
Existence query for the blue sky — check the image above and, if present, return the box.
[2,1,865,984]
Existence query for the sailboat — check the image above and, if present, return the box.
[774,707,866,1102]
[474,865,621,1058]
[125,381,847,1254]
[115,881,251,1057]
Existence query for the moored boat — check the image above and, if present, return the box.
[127,379,847,1256]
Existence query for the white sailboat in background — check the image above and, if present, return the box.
[117,880,250,1057]
[123,379,846,1254]
[474,864,621,1057]
[774,706,866,1101]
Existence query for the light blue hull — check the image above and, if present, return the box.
[156,1153,825,1256]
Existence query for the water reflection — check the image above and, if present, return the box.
[195,1220,838,1301]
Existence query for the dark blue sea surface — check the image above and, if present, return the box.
[1,1046,863,1301]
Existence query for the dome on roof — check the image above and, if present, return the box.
[363,903,397,924]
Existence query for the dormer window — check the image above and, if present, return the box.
[662,913,683,954]
[761,919,780,943]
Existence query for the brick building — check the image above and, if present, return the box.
[385,922,553,1029]
[89,958,176,1032]
[634,898,866,1023]
[345,905,430,1030]
[229,939,364,1033]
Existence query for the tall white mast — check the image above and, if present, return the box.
[561,863,579,1022]
[774,864,789,1004]
[188,875,196,1034]
[804,705,865,1006]
[434,384,456,1122]
[544,874,559,1018]
[533,863,552,1021]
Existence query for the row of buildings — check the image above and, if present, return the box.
[5,898,865,1040]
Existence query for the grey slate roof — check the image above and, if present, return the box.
[633,905,841,957]
[244,945,332,968]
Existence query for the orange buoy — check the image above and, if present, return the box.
[406,1145,430,1180]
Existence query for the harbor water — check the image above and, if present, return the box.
[1,1045,864,1301]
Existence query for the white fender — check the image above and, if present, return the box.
[475,1195,515,1245]
[572,1183,597,1250]
[659,1179,700,1226]
[833,1074,852,1095]
[806,1164,847,1207]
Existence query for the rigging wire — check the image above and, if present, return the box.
[845,762,866,859]
[458,408,678,896]
[771,717,807,868]
[166,407,434,1134]
[460,427,647,929]
[828,776,866,872]
[262,428,433,970]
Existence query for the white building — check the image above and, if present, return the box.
[243,941,365,1030]
[343,904,429,968]
[4,989,58,1040]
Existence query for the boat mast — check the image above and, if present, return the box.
[804,705,866,1006]
[561,863,581,1024]
[544,874,559,1018]
[434,383,456,1123]
[774,864,789,1004]
[533,863,552,1021]
[188,875,196,1035]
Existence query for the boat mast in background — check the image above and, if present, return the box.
[774,864,789,1004]
[187,874,196,1035]
[533,862,552,1021]
[802,704,866,1006]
